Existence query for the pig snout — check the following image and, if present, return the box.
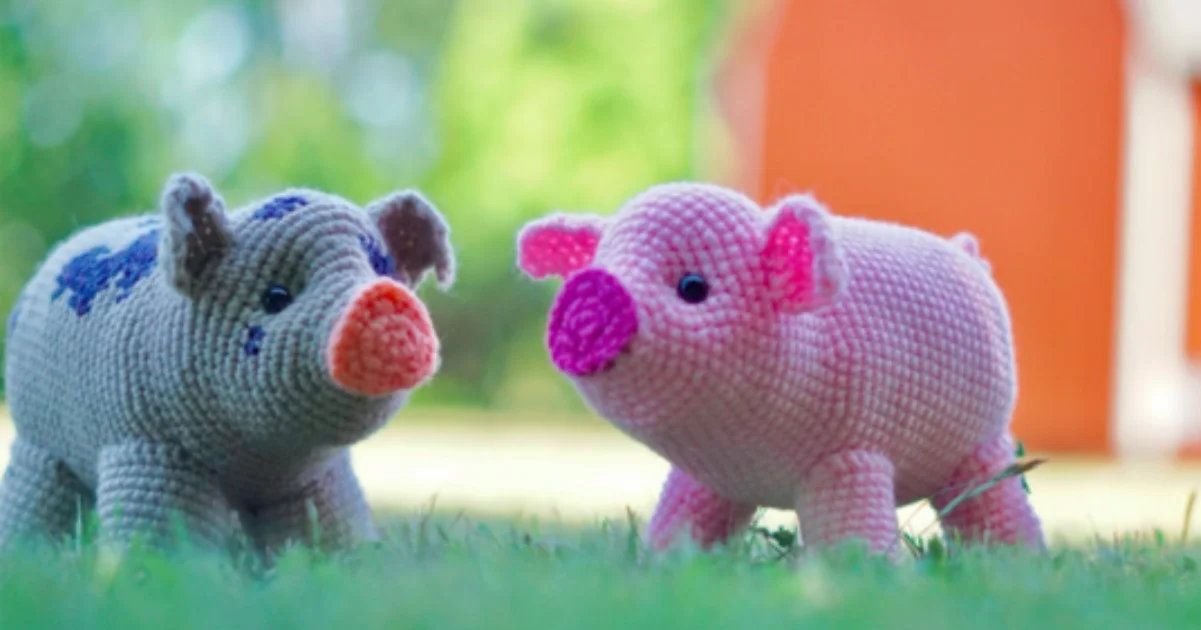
[547,268,638,377]
[327,278,439,396]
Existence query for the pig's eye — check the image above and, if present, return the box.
[261,284,294,314]
[676,273,709,304]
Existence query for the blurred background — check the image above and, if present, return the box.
[0,0,740,417]
[2,0,1201,542]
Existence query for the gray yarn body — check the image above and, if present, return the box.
[8,213,395,492]
[0,177,453,554]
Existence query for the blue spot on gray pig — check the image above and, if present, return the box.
[252,195,308,221]
[358,233,395,277]
[51,229,160,317]
[244,325,265,356]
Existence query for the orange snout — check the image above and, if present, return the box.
[327,278,439,396]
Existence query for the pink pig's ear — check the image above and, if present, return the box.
[761,194,848,314]
[516,213,607,280]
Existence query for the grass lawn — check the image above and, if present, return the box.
[1,509,1199,630]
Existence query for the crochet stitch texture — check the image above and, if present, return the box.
[0,172,455,554]
[517,182,1044,556]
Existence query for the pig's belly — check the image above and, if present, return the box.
[633,362,1014,511]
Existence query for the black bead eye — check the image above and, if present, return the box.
[261,285,293,314]
[676,273,709,304]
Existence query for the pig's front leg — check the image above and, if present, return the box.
[795,450,900,556]
[96,441,237,549]
[647,466,758,550]
[244,451,377,555]
[0,439,93,548]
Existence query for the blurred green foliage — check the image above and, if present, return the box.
[0,0,733,413]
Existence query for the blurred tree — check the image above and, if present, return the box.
[0,0,730,415]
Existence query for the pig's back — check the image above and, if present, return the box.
[4,215,170,485]
[800,216,1017,503]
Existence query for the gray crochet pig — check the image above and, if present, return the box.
[0,172,454,553]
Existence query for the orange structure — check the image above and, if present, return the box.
[1188,81,1201,361]
[714,0,1201,456]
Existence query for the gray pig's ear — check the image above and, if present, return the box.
[158,172,233,297]
[366,189,455,290]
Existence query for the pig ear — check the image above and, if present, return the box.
[159,172,233,297]
[516,213,606,280]
[366,189,455,290]
[761,193,848,314]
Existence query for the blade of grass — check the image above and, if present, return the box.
[1183,490,1197,544]
[936,459,1047,521]
[888,459,1043,556]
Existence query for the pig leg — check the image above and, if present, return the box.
[931,432,1045,549]
[0,439,92,548]
[96,442,236,549]
[796,450,900,556]
[244,452,377,555]
[646,466,758,550]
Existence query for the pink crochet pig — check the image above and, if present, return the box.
[517,183,1044,556]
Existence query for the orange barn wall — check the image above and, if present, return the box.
[753,0,1127,452]
[1186,81,1201,361]
[1181,81,1201,458]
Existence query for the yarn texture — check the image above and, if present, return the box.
[1,172,455,554]
[517,182,1044,555]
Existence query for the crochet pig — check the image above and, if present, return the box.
[517,183,1044,556]
[0,172,454,554]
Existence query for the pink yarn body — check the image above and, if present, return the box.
[518,183,1044,555]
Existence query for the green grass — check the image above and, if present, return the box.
[1,509,1200,630]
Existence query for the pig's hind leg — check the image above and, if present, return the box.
[96,441,237,549]
[0,439,93,548]
[244,451,377,555]
[930,432,1045,550]
[647,466,759,551]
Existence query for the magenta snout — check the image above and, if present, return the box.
[547,268,638,377]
